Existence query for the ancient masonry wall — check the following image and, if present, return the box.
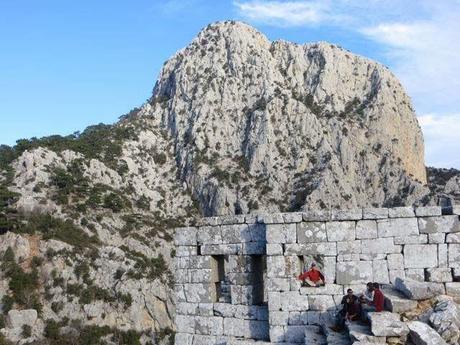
[173,206,460,345]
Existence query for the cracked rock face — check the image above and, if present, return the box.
[140,20,429,215]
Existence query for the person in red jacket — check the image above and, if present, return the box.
[369,283,384,312]
[297,262,325,287]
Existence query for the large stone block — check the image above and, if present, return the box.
[269,325,285,342]
[220,214,246,225]
[377,217,419,237]
[418,216,459,234]
[389,269,406,283]
[176,246,198,257]
[267,244,283,255]
[287,311,309,325]
[296,222,327,243]
[242,242,265,255]
[448,244,460,268]
[280,291,309,311]
[331,209,362,220]
[415,206,442,217]
[174,333,194,345]
[194,316,223,336]
[407,321,448,345]
[323,256,337,284]
[257,213,284,224]
[184,283,215,303]
[284,242,337,256]
[445,282,460,297]
[6,309,37,329]
[438,244,448,268]
[175,314,195,333]
[223,318,269,340]
[363,207,389,219]
[355,220,377,239]
[394,278,445,300]
[307,295,335,311]
[221,224,250,243]
[283,212,303,223]
[336,261,372,284]
[302,209,331,221]
[285,325,307,343]
[326,221,355,241]
[189,269,212,283]
[337,240,361,254]
[368,312,409,337]
[267,256,288,278]
[361,237,396,254]
[213,303,235,318]
[175,227,198,245]
[197,225,222,244]
[428,233,446,244]
[389,207,415,218]
[426,268,453,282]
[230,285,257,305]
[404,244,438,268]
[373,260,389,284]
[387,254,404,270]
[394,234,428,244]
[201,244,241,255]
[266,223,296,243]
[405,269,425,281]
[446,233,460,243]
[269,311,289,325]
[299,284,344,295]
[267,278,291,292]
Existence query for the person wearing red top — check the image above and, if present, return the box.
[297,262,325,287]
[370,283,384,312]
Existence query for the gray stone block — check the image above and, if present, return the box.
[389,206,415,218]
[257,213,285,224]
[184,283,215,303]
[267,278,291,292]
[285,325,307,343]
[221,224,251,243]
[359,253,385,261]
[296,222,327,243]
[302,209,331,221]
[266,223,296,243]
[195,316,224,335]
[448,244,460,268]
[269,325,285,342]
[438,244,448,268]
[197,225,222,244]
[269,311,289,325]
[445,282,460,297]
[428,233,446,243]
[326,221,355,241]
[175,227,198,245]
[230,285,256,305]
[266,243,283,255]
[394,277,445,300]
[394,234,428,244]
[282,212,303,223]
[287,311,308,325]
[407,320,448,345]
[189,269,212,283]
[176,246,198,257]
[323,256,337,284]
[299,284,343,295]
[361,237,396,254]
[405,269,425,281]
[368,312,409,337]
[213,303,235,318]
[426,268,453,282]
[389,269,406,283]
[404,244,438,268]
[337,240,361,254]
[174,333,194,345]
[307,295,335,311]
[331,208,362,220]
[223,318,269,340]
[377,217,419,237]
[418,215,459,234]
[280,291,309,311]
[415,206,442,217]
[446,233,460,243]
[242,242,266,255]
[373,260,389,284]
[176,302,198,315]
[336,261,372,284]
[176,314,195,333]
[337,254,361,261]
[387,254,404,270]
[196,216,221,226]
[220,214,246,225]
[201,244,241,255]
[363,207,389,219]
[284,242,337,256]
[355,220,378,239]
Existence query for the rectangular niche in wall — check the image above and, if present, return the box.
[251,255,267,305]
[211,255,230,303]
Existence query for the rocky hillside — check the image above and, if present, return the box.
[0,21,457,344]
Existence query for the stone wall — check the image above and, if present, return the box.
[173,206,460,345]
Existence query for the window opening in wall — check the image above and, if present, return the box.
[298,255,306,275]
[211,255,230,303]
[251,255,267,305]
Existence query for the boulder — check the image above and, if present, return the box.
[429,298,460,344]
[394,277,445,300]
[407,321,447,345]
[368,312,409,337]
[6,309,37,329]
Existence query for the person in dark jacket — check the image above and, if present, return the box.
[334,288,361,330]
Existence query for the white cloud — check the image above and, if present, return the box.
[233,1,334,27]
[418,113,460,168]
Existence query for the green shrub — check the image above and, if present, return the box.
[112,329,141,345]
[0,314,5,328]
[103,193,125,212]
[44,319,60,339]
[22,324,32,337]
[1,295,14,314]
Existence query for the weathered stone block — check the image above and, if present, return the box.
[299,284,343,295]
[284,242,337,256]
[373,260,389,284]
[428,233,445,243]
[267,243,283,255]
[407,320,447,345]
[282,212,303,223]
[176,269,191,284]
[194,316,223,336]
[338,254,361,261]
[285,325,307,343]
[196,216,220,227]
[326,221,355,241]
[175,314,195,333]
[221,224,250,243]
[445,282,460,297]
[257,213,284,224]
[266,278,291,292]
[394,235,428,244]
[267,256,287,278]
[426,268,453,282]
[176,246,198,257]
[361,237,396,254]
[395,277,445,300]
[175,227,198,245]
[201,244,241,255]
[242,242,265,255]
[331,209,362,220]
[404,244,438,268]
[266,223,296,243]
[355,220,377,239]
[189,269,212,283]
[388,207,414,218]
[176,302,198,315]
[287,311,309,325]
[363,207,389,219]
[448,244,460,268]
[302,209,331,221]
[387,254,404,270]
[280,291,309,311]
[337,240,361,254]
[446,233,460,243]
[213,303,235,318]
[174,333,194,345]
[360,253,386,261]
[296,222,327,243]
[438,244,448,268]
[418,215,459,234]
[6,309,37,329]
[368,312,409,337]
[223,318,269,340]
[184,283,215,303]
[269,325,285,342]
[389,269,406,283]
[230,285,256,305]
[307,295,335,311]
[269,311,289,325]
[197,226,222,244]
[336,261,372,284]
[415,206,442,217]
[405,269,425,281]
[377,217,419,238]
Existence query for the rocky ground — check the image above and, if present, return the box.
[0,21,459,344]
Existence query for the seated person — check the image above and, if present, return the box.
[359,282,374,304]
[335,288,361,329]
[361,282,385,320]
[297,262,324,287]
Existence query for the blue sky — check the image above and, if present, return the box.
[0,1,459,168]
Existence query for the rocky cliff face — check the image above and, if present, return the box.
[0,21,452,344]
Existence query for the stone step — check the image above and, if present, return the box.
[368,312,409,337]
[321,323,351,345]
[346,322,386,344]
[382,286,418,313]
